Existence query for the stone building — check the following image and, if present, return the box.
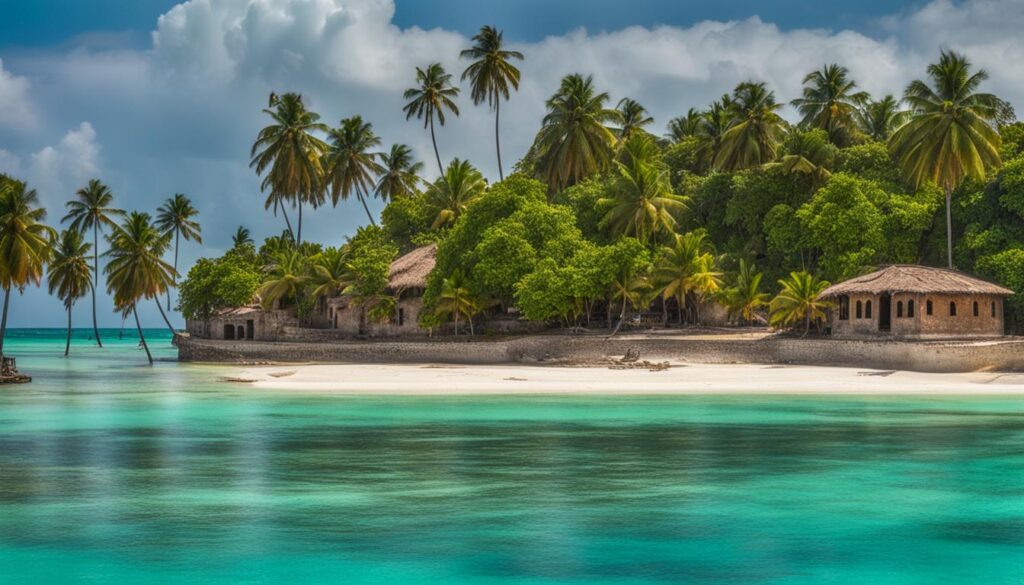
[819,265,1013,339]
[185,304,297,341]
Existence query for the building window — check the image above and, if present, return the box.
[896,301,904,318]
[865,301,873,319]
[973,301,979,317]
[838,296,850,320]
[949,302,957,317]
[399,308,405,326]
[926,300,933,316]
[856,300,863,319]
[992,301,997,318]
[908,300,915,318]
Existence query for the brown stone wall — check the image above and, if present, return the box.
[831,292,1004,339]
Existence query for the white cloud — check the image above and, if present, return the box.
[28,122,101,208]
[0,58,36,131]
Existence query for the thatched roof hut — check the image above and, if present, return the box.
[820,265,1013,298]
[387,243,437,294]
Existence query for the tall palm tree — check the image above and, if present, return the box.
[666,108,703,143]
[425,158,487,229]
[0,177,55,358]
[48,230,93,356]
[104,212,176,363]
[766,129,836,190]
[714,81,785,171]
[375,144,424,201]
[724,259,768,325]
[232,226,253,248]
[460,25,524,181]
[654,231,721,325]
[155,193,202,311]
[62,178,123,347]
[695,97,734,171]
[403,63,461,176]
[769,271,832,335]
[250,92,329,244]
[599,136,687,242]
[856,95,908,142]
[616,98,654,142]
[889,50,1004,268]
[258,249,310,310]
[790,64,869,146]
[532,74,621,193]
[323,116,385,225]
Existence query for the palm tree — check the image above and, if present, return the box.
[105,212,176,363]
[769,271,832,335]
[0,177,55,358]
[155,193,202,311]
[856,95,908,142]
[695,97,734,170]
[258,249,310,310]
[324,116,385,225]
[434,271,479,335]
[714,81,785,171]
[250,92,329,244]
[375,144,424,200]
[599,136,687,242]
[403,63,461,176]
[62,178,123,347]
[616,98,654,142]
[608,270,651,336]
[766,129,836,190]
[724,259,768,325]
[889,50,1005,269]
[460,25,524,181]
[790,64,869,146]
[665,108,702,143]
[308,247,353,301]
[47,230,92,356]
[425,158,487,229]
[232,226,253,248]
[532,74,621,193]
[654,232,721,325]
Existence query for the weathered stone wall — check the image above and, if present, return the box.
[831,292,1004,340]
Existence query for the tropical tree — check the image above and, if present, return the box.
[424,158,487,229]
[47,230,93,356]
[155,193,202,311]
[232,226,253,248]
[250,92,329,244]
[856,95,908,142]
[105,212,177,363]
[665,108,702,143]
[616,98,654,142]
[653,231,721,325]
[403,63,461,176]
[695,97,734,170]
[599,136,687,242]
[324,115,385,225]
[723,259,768,325]
[889,50,1004,268]
[62,178,123,347]
[532,74,621,193]
[766,129,837,190]
[769,271,832,335]
[258,248,310,310]
[714,81,785,171]
[375,144,424,201]
[433,271,483,335]
[790,64,869,146]
[308,247,353,301]
[460,25,524,181]
[0,177,55,358]
[608,270,651,335]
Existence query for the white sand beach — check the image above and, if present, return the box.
[228,362,1024,395]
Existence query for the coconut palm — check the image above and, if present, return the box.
[155,193,202,311]
[258,248,310,310]
[654,231,721,325]
[856,95,908,142]
[250,92,329,244]
[724,259,768,325]
[308,247,353,301]
[769,271,832,335]
[532,74,621,194]
[665,108,703,143]
[616,98,654,142]
[62,178,124,347]
[232,226,253,248]
[460,25,524,181]
[403,63,461,176]
[324,116,385,225]
[889,50,1005,269]
[694,97,734,170]
[425,158,487,229]
[375,144,424,201]
[608,270,651,335]
[0,177,55,358]
[105,212,176,363]
[47,230,93,356]
[790,64,869,146]
[433,270,480,335]
[714,81,785,171]
[766,129,837,190]
[599,136,688,242]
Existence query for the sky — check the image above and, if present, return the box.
[0,0,1021,327]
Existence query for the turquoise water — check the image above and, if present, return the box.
[1,330,1023,584]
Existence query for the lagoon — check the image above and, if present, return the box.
[1,329,1023,584]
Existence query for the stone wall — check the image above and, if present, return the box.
[831,292,1004,340]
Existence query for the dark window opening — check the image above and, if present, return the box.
[865,301,873,320]
[223,324,235,340]
[838,296,850,321]
[949,302,957,317]
[856,300,863,319]
[896,301,904,318]
[992,301,997,318]
[399,308,405,326]
[973,301,979,317]
[908,300,916,318]
[926,300,933,316]
[246,319,254,340]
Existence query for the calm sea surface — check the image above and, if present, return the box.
[0,328,1023,584]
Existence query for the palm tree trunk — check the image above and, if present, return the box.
[296,199,303,245]
[279,202,295,242]
[661,295,667,326]
[154,299,177,337]
[469,314,474,336]
[805,311,811,336]
[65,305,72,357]
[357,186,377,226]
[609,295,629,337]
[168,228,179,310]
[0,285,9,359]
[133,305,153,364]
[454,312,459,336]
[429,116,444,177]
[92,225,103,347]
[678,292,685,326]
[495,99,504,181]
[945,187,954,269]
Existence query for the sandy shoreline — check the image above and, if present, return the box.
[226,362,1024,395]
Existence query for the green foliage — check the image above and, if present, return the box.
[553,176,612,243]
[343,225,399,301]
[381,193,433,252]
[514,258,574,323]
[769,271,832,334]
[796,174,885,280]
[178,251,261,320]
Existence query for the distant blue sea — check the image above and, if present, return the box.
[1,330,1023,583]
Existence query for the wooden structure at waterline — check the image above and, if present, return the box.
[0,356,31,384]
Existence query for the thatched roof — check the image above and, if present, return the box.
[820,265,1013,298]
[388,243,436,292]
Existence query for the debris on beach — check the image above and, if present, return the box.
[267,370,296,378]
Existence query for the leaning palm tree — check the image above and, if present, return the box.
[403,63,461,176]
[375,144,424,201]
[724,259,768,325]
[616,98,654,142]
[790,64,869,146]
[62,178,123,347]
[324,116,385,226]
[47,230,93,356]
[104,212,176,363]
[460,25,524,181]
[155,193,202,310]
[769,271,832,335]
[532,74,622,193]
[599,136,687,243]
[258,249,310,310]
[425,158,487,229]
[714,81,785,171]
[889,50,1005,269]
[665,108,703,143]
[654,231,720,325]
[0,177,55,358]
[250,92,329,244]
[232,226,253,248]
[856,95,908,142]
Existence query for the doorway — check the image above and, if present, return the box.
[878,294,892,332]
[246,319,255,340]
[223,324,236,340]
